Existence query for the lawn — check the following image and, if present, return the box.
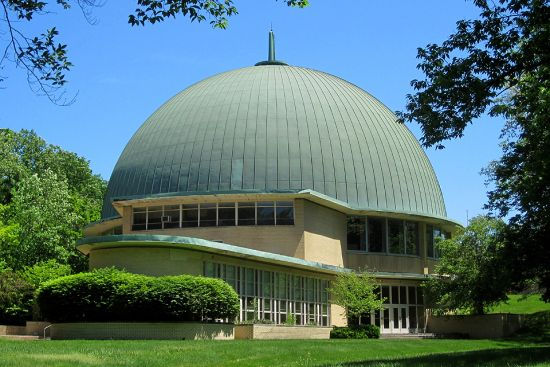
[489,294,550,314]
[0,338,549,367]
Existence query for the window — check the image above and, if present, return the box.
[368,217,385,252]
[238,202,255,226]
[388,219,405,254]
[426,225,434,258]
[199,203,217,227]
[347,217,366,251]
[218,202,236,226]
[275,201,294,225]
[182,204,198,227]
[132,207,147,231]
[163,205,180,229]
[147,206,163,230]
[405,221,419,255]
[257,202,275,225]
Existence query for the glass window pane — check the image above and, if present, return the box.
[257,201,274,207]
[276,206,294,225]
[382,286,390,304]
[391,286,399,304]
[433,227,442,258]
[408,286,417,304]
[182,206,198,227]
[276,201,293,207]
[199,203,217,227]
[388,219,404,254]
[133,207,147,213]
[400,286,407,304]
[383,308,389,329]
[238,204,256,226]
[147,209,162,230]
[347,217,366,251]
[405,222,418,255]
[426,225,434,258]
[163,205,180,228]
[257,206,275,225]
[218,206,236,226]
[368,217,385,252]
[132,211,147,231]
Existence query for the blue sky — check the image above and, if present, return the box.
[1,1,503,225]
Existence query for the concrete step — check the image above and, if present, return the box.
[380,333,437,339]
[0,335,40,340]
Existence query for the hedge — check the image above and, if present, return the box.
[330,325,380,339]
[36,268,240,323]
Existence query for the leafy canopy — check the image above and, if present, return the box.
[424,216,509,315]
[328,269,383,323]
[0,129,106,271]
[399,0,550,300]
[0,0,308,103]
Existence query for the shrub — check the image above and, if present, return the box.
[19,260,71,288]
[330,325,380,339]
[36,268,240,323]
[0,271,34,325]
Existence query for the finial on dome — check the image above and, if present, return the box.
[255,29,288,66]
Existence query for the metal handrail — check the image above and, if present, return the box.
[43,324,52,340]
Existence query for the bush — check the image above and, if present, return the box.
[0,271,34,325]
[36,268,240,323]
[330,325,380,339]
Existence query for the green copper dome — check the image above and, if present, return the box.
[102,65,447,219]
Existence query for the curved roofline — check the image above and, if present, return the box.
[107,189,461,227]
[77,234,428,280]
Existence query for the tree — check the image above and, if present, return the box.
[399,0,550,300]
[0,0,308,103]
[0,129,106,271]
[328,269,383,325]
[425,216,509,315]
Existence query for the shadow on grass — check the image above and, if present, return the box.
[322,347,550,367]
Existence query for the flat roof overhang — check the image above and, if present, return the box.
[103,189,462,228]
[77,234,429,281]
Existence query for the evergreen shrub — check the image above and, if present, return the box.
[36,268,239,323]
[330,325,380,339]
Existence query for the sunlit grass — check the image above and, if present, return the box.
[0,337,549,367]
[489,294,550,314]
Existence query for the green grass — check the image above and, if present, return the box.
[0,338,549,367]
[489,294,550,314]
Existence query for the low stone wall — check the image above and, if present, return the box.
[0,322,52,338]
[427,314,525,339]
[0,325,27,336]
[50,322,234,340]
[234,324,331,340]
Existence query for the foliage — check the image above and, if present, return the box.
[328,269,383,323]
[19,260,71,288]
[0,270,34,325]
[520,311,550,335]
[0,260,70,324]
[284,313,296,326]
[0,129,106,272]
[36,268,240,323]
[399,0,550,301]
[330,325,380,339]
[424,216,509,315]
[1,0,308,103]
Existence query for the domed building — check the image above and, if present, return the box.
[80,32,458,334]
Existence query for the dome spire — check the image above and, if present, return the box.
[268,29,276,62]
[255,29,288,66]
